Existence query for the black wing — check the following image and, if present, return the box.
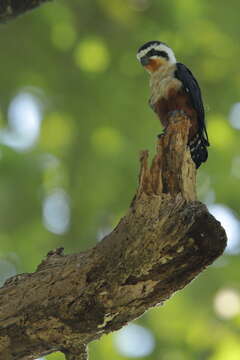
[175,62,209,146]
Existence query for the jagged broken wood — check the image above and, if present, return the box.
[0,113,227,360]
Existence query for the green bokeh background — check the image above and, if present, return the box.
[0,1,240,359]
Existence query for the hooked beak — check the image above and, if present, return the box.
[140,56,150,66]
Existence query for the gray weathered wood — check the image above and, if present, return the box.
[0,113,227,360]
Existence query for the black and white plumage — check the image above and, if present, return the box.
[137,40,209,168]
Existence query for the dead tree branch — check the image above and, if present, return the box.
[0,0,51,23]
[0,113,227,360]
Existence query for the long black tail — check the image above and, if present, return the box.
[188,133,209,169]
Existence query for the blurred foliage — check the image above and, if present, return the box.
[0,0,240,359]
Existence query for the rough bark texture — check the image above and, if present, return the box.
[0,113,227,360]
[0,0,50,23]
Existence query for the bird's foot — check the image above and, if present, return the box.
[157,128,167,139]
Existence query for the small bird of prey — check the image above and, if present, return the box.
[137,40,209,168]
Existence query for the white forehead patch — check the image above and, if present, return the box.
[137,43,176,64]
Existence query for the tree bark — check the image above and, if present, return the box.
[0,0,50,23]
[0,113,227,360]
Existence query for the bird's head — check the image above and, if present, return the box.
[137,41,176,73]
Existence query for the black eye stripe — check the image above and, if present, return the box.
[146,49,155,57]
[146,49,169,59]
